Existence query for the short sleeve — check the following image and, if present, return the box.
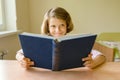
[16,49,24,61]
[91,49,103,59]
[17,49,23,54]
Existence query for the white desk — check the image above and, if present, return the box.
[0,60,120,80]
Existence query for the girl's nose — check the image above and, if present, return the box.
[56,26,61,32]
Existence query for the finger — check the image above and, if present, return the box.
[83,60,91,66]
[82,54,92,61]
[19,57,34,68]
[21,58,31,65]
[88,53,92,57]
[29,61,34,66]
[19,60,31,67]
[82,53,92,61]
[23,58,31,62]
[22,61,33,66]
[84,64,92,68]
[82,57,91,61]
[21,61,33,68]
[31,61,34,65]
[88,54,92,58]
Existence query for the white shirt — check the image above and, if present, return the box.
[91,49,102,59]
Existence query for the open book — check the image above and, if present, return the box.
[18,32,97,71]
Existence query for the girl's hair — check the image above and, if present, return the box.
[41,7,74,35]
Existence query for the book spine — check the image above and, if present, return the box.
[52,39,60,71]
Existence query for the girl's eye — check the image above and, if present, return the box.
[61,24,65,26]
[60,24,66,28]
[50,25,56,28]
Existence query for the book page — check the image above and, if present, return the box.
[57,34,97,42]
[21,32,55,40]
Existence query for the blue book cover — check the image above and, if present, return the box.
[18,32,97,71]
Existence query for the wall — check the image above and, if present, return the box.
[0,34,21,60]
[16,0,30,32]
[28,0,120,34]
[0,0,120,60]
[0,0,29,60]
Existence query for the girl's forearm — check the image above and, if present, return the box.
[92,55,106,69]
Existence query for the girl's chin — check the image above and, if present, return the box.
[54,35,64,38]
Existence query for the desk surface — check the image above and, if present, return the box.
[0,60,120,80]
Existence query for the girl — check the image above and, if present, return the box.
[16,7,106,69]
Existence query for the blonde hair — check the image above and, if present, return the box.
[41,7,74,35]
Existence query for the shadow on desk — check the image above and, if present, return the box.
[25,67,93,80]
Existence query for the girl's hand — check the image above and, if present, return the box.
[19,57,34,69]
[16,50,34,69]
[82,53,95,68]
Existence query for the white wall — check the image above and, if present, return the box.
[0,34,20,60]
[0,0,29,60]
[16,0,30,32]
[28,0,120,34]
[0,0,119,60]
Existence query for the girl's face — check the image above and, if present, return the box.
[48,17,67,38]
